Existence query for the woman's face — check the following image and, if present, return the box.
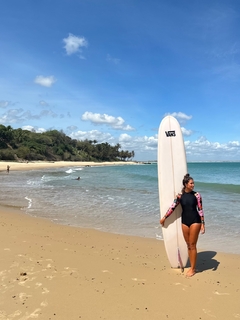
[185,179,194,191]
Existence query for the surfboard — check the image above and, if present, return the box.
[158,115,188,268]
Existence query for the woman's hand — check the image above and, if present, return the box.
[200,224,205,234]
[160,216,166,226]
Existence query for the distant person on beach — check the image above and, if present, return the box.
[160,173,205,277]
[7,165,10,174]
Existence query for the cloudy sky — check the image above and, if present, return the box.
[1,0,240,161]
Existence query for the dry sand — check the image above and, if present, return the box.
[0,207,239,320]
[0,161,240,319]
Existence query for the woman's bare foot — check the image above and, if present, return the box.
[186,268,196,277]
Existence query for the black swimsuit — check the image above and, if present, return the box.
[180,192,201,227]
[165,191,204,227]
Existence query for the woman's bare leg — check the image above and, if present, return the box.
[182,223,201,276]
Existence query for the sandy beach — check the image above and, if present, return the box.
[0,160,137,173]
[0,207,239,320]
[0,161,240,319]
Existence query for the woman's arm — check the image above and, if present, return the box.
[195,192,205,234]
[160,194,181,226]
[195,192,204,217]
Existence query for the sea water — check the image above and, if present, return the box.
[0,162,240,254]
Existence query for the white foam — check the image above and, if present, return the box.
[155,234,163,240]
[25,196,32,209]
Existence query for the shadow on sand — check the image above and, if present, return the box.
[197,251,220,272]
[185,251,220,272]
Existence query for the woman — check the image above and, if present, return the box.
[160,173,205,277]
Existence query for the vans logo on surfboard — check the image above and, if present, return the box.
[165,130,176,137]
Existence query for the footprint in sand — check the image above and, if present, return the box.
[102,270,113,274]
[18,281,30,288]
[19,292,32,302]
[174,282,188,290]
[203,309,216,318]
[214,291,230,296]
[7,309,22,318]
[27,308,41,318]
[131,278,146,282]
[18,276,36,288]
[42,287,50,294]
[0,270,7,280]
[40,300,48,307]
[45,275,55,280]
[10,261,19,268]
[61,267,78,278]
[35,282,42,288]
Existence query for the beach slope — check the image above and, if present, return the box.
[0,207,239,320]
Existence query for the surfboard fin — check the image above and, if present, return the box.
[178,248,184,273]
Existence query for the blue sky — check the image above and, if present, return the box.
[1,0,240,161]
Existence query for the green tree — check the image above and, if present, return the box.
[0,125,135,162]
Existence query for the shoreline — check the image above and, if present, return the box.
[0,206,240,319]
[1,160,240,257]
[0,160,138,172]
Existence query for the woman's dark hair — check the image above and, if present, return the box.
[182,173,193,193]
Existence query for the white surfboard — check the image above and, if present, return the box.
[158,115,188,268]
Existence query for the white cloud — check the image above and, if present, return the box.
[66,122,239,160]
[39,100,49,107]
[181,126,193,136]
[164,112,192,124]
[21,125,35,131]
[162,112,194,136]
[81,111,134,131]
[184,136,240,161]
[63,33,88,57]
[34,75,56,87]
[36,127,46,133]
[123,124,134,131]
[53,125,240,161]
[119,133,158,151]
[22,125,46,133]
[136,135,158,151]
[106,54,120,64]
[66,125,78,132]
[0,100,11,108]
[70,130,113,143]
[0,108,24,124]
[119,133,132,142]
[229,141,240,147]
[69,129,158,156]
[0,108,59,124]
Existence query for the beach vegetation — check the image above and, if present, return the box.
[0,125,135,162]
[0,148,16,160]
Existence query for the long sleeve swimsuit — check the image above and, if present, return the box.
[165,191,204,227]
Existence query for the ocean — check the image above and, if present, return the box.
[1,162,240,255]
